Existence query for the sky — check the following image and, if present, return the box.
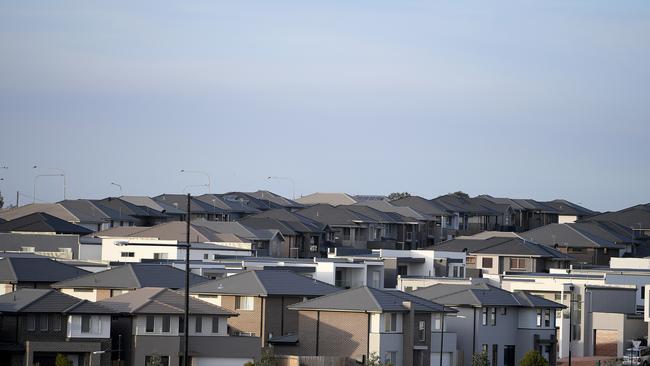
[1,1,649,212]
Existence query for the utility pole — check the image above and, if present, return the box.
[183,193,191,366]
[16,191,19,207]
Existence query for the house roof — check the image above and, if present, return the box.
[58,199,111,224]
[542,199,596,217]
[289,286,455,313]
[92,197,167,220]
[119,196,185,215]
[245,191,304,209]
[354,200,430,221]
[0,289,115,314]
[428,236,572,260]
[521,223,628,249]
[98,287,237,316]
[244,209,328,233]
[155,194,222,214]
[341,205,411,224]
[0,257,89,283]
[0,232,81,254]
[580,203,650,229]
[192,220,285,242]
[413,283,565,308]
[0,212,92,235]
[94,221,245,243]
[201,193,263,214]
[190,270,339,297]
[390,196,449,216]
[296,204,377,226]
[432,194,499,216]
[0,203,79,222]
[477,196,560,213]
[52,263,209,289]
[296,193,358,206]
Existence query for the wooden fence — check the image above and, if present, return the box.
[275,355,359,366]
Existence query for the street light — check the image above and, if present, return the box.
[181,170,211,193]
[33,165,67,200]
[267,176,295,199]
[116,194,192,366]
[110,182,123,195]
[183,184,208,194]
[90,333,122,366]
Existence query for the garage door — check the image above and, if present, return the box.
[594,330,618,357]
[431,352,452,366]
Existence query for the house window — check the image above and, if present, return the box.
[417,320,426,341]
[120,252,135,258]
[26,315,36,331]
[81,315,91,333]
[195,316,203,333]
[162,315,170,333]
[384,313,398,332]
[145,355,170,366]
[179,316,184,334]
[146,315,155,333]
[406,231,413,241]
[203,254,209,260]
[536,309,542,327]
[642,286,646,300]
[490,307,496,326]
[235,296,254,311]
[482,258,493,268]
[384,351,397,365]
[482,344,488,354]
[466,257,476,265]
[544,308,551,327]
[432,313,442,330]
[153,253,168,260]
[492,344,498,366]
[212,316,220,333]
[343,228,351,241]
[52,315,62,331]
[40,314,48,331]
[509,258,526,270]
[482,307,488,326]
[73,288,93,293]
[501,307,507,316]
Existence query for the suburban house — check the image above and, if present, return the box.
[189,269,339,346]
[0,212,92,236]
[0,255,89,295]
[0,202,109,232]
[580,203,650,243]
[98,287,259,366]
[295,192,359,206]
[192,219,286,257]
[475,196,562,232]
[431,194,502,236]
[119,195,186,221]
[282,286,457,366]
[0,288,115,366]
[58,199,118,232]
[0,231,83,259]
[520,222,628,265]
[243,190,305,211]
[543,199,596,224]
[412,282,565,366]
[52,263,210,301]
[196,193,261,221]
[153,194,232,222]
[427,236,572,277]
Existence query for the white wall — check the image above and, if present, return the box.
[133,315,228,336]
[558,215,578,224]
[79,244,102,260]
[67,315,111,339]
[101,237,178,262]
[61,288,98,302]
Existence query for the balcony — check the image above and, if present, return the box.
[431,331,457,353]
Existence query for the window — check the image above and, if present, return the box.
[81,315,91,333]
[212,316,220,333]
[52,315,62,331]
[343,228,351,241]
[384,351,397,365]
[162,315,170,333]
[146,315,155,333]
[27,315,36,331]
[432,313,442,330]
[642,286,646,300]
[40,314,48,331]
[120,252,135,258]
[466,257,476,265]
[536,309,542,327]
[203,253,209,260]
[384,313,398,332]
[145,355,170,366]
[492,344,498,366]
[482,258,493,268]
[179,316,185,334]
[482,344,488,354]
[482,307,488,325]
[153,253,168,260]
[490,307,496,326]
[501,307,507,316]
[195,316,202,333]
[544,308,551,327]
[73,288,93,293]
[406,231,413,241]
[235,296,254,311]
[417,320,426,341]
[509,257,526,270]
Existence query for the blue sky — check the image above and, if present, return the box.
[1,1,649,211]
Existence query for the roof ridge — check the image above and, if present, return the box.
[250,271,268,296]
[565,224,600,246]
[61,298,90,313]
[131,288,167,312]
[4,257,18,283]
[18,289,55,312]
[57,203,82,223]
[127,264,143,288]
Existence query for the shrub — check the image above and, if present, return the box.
[519,350,549,366]
[471,350,489,366]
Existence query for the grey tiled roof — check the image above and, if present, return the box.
[0,257,89,283]
[390,196,449,216]
[98,287,236,316]
[0,289,114,314]
[429,237,572,260]
[190,270,339,297]
[59,199,111,223]
[289,286,454,313]
[521,223,628,249]
[52,263,209,289]
[0,212,93,235]
[413,283,565,308]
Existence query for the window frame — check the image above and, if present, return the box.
[417,320,426,341]
[145,315,155,333]
[481,257,493,269]
[81,315,91,333]
[212,316,219,333]
[162,315,171,333]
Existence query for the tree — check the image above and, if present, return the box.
[365,352,393,366]
[0,191,4,209]
[387,192,411,201]
[519,350,549,366]
[471,350,489,366]
[55,354,72,366]
[452,191,470,199]
[244,347,275,366]
[146,353,163,366]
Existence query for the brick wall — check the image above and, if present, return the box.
[297,310,369,360]
[220,295,263,339]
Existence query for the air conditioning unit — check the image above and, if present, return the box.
[309,245,318,252]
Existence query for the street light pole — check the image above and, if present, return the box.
[110,182,123,196]
[33,165,66,200]
[181,170,211,193]
[267,176,295,199]
[440,305,445,366]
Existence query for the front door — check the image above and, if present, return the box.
[504,345,515,366]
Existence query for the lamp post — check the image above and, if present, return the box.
[33,165,66,200]
[267,176,295,199]
[116,194,192,366]
[440,305,445,366]
[110,182,123,195]
[181,170,211,193]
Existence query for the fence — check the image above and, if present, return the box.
[275,355,359,366]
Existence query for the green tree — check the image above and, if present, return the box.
[519,350,549,366]
[146,353,163,366]
[55,354,72,366]
[452,191,470,199]
[365,352,393,366]
[471,350,489,366]
[244,347,275,366]
[387,192,411,201]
